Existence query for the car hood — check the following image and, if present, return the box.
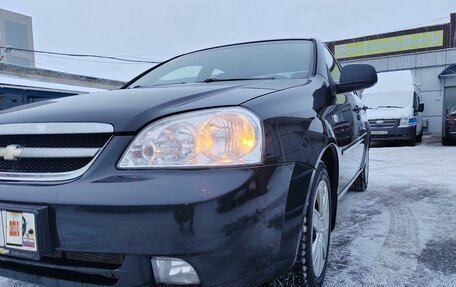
[366,107,411,120]
[0,79,307,132]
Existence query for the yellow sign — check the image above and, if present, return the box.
[335,30,444,59]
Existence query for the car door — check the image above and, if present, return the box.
[323,47,367,193]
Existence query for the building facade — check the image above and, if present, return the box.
[0,9,127,113]
[0,62,125,111]
[0,8,35,67]
[327,13,456,134]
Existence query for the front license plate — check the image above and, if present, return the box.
[0,210,40,260]
[371,130,388,135]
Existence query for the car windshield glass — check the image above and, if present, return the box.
[126,40,314,88]
[362,91,412,109]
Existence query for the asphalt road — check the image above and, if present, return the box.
[1,137,455,287]
[325,138,456,287]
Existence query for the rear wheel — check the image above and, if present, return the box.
[269,163,331,287]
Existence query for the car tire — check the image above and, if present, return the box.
[269,162,331,287]
[416,129,423,143]
[349,149,369,192]
[442,137,453,146]
[407,136,416,146]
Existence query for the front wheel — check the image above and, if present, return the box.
[416,129,423,143]
[269,163,331,287]
[407,135,417,146]
[442,136,453,146]
[406,126,417,146]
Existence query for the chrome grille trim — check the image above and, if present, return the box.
[0,123,113,135]
[368,119,398,128]
[0,123,113,182]
[0,147,100,159]
[0,157,98,182]
[0,144,108,182]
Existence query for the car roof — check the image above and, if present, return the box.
[363,70,416,94]
[180,38,317,55]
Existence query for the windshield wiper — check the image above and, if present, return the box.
[128,82,187,89]
[376,105,404,108]
[201,77,276,83]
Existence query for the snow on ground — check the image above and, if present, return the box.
[325,137,456,287]
[1,136,455,287]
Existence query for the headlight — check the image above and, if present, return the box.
[118,107,263,168]
[399,116,417,127]
[399,116,409,127]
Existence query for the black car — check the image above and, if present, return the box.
[0,39,376,287]
[443,106,456,145]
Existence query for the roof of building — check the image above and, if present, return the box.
[439,64,456,78]
[0,63,125,90]
[0,74,105,94]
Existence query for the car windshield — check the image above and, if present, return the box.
[362,91,412,109]
[126,40,314,88]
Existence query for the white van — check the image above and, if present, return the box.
[362,70,424,146]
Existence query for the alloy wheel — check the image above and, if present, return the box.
[311,180,330,277]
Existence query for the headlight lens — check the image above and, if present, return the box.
[399,116,409,127]
[118,108,263,168]
[399,116,417,127]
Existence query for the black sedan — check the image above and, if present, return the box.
[0,39,376,287]
[443,106,456,145]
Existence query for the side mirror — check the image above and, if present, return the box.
[418,103,424,113]
[336,64,377,94]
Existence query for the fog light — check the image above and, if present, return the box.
[151,257,200,285]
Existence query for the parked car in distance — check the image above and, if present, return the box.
[0,74,104,111]
[443,106,456,145]
[0,39,377,287]
[362,70,424,146]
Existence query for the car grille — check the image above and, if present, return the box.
[0,134,111,148]
[0,123,113,181]
[43,251,124,269]
[0,157,94,173]
[368,119,399,128]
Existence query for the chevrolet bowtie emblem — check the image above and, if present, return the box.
[0,145,23,161]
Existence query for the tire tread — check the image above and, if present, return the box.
[268,163,331,287]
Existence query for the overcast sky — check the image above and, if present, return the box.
[1,0,455,81]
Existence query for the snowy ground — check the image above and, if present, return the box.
[1,136,455,287]
[326,137,456,287]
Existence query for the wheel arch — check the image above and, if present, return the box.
[319,144,339,231]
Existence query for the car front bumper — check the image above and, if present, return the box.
[370,125,416,141]
[445,126,456,139]
[0,137,314,287]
